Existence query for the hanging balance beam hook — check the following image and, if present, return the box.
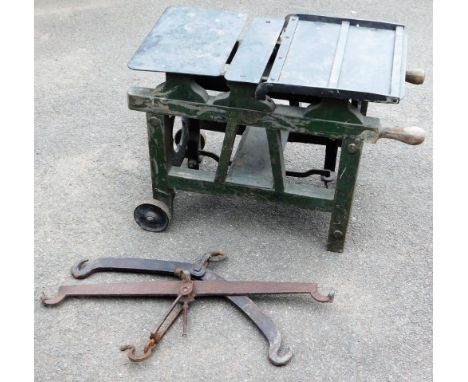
[120,269,195,362]
[120,342,156,362]
[119,293,185,362]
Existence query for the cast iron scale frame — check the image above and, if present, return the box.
[128,6,425,252]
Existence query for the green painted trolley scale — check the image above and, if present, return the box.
[128,6,425,252]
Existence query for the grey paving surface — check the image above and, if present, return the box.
[35,1,432,381]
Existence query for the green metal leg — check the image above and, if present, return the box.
[214,122,238,183]
[266,128,285,192]
[146,113,175,209]
[327,137,363,252]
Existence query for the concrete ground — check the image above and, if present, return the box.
[35,0,432,381]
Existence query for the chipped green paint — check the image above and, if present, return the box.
[128,86,380,141]
[327,137,363,252]
[215,122,239,183]
[266,129,286,192]
[153,74,209,103]
[131,80,378,252]
[213,82,275,111]
[168,167,335,211]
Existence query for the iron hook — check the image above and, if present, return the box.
[120,341,155,362]
[71,259,91,279]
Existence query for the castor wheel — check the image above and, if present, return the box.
[134,200,172,232]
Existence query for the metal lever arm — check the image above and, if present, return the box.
[41,281,181,305]
[70,256,292,365]
[41,280,334,305]
[378,126,426,145]
[200,270,292,366]
[72,257,208,279]
[193,281,334,302]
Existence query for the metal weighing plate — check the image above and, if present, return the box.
[225,17,284,84]
[128,6,247,77]
[257,14,407,103]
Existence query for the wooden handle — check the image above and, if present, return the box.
[379,126,426,145]
[405,69,425,85]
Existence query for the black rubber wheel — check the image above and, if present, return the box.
[134,201,171,232]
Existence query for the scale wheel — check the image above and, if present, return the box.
[134,200,172,232]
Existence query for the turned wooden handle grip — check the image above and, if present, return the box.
[379,126,426,145]
[405,69,425,85]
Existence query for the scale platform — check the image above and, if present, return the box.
[129,6,407,103]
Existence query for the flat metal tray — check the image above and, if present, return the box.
[256,14,407,103]
[225,17,284,84]
[129,8,408,103]
[128,6,247,77]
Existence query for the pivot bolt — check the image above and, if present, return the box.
[333,230,344,239]
[347,143,358,153]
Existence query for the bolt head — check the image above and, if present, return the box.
[347,143,358,153]
[333,230,344,239]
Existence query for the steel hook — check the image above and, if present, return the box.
[71,259,91,279]
[310,288,335,303]
[191,251,227,276]
[268,340,293,366]
[206,251,227,262]
[120,339,156,362]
